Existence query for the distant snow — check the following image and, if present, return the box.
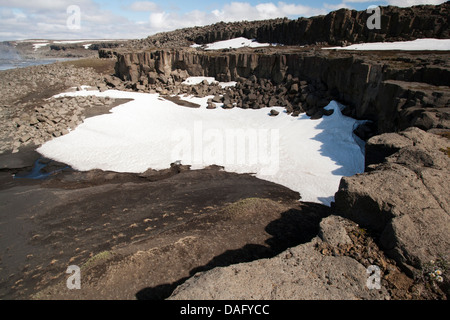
[182,76,237,88]
[29,39,127,51]
[37,86,365,206]
[218,81,238,88]
[182,77,217,85]
[53,40,88,44]
[32,43,49,51]
[52,39,128,44]
[20,40,48,43]
[192,37,272,50]
[323,38,450,51]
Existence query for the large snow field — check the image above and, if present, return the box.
[37,82,366,206]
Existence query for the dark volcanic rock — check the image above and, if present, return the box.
[334,127,450,275]
[113,46,450,134]
[269,109,279,116]
[168,214,413,300]
[108,3,450,134]
[129,3,449,49]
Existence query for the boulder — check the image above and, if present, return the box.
[222,94,234,108]
[206,101,216,109]
[247,93,257,102]
[318,215,352,247]
[364,132,413,168]
[289,83,299,94]
[269,109,279,116]
[29,116,39,125]
[310,109,324,120]
[212,95,222,103]
[105,75,122,88]
[268,96,278,107]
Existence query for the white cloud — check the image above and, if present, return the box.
[149,11,169,29]
[277,2,327,16]
[129,1,161,12]
[0,0,447,41]
[210,2,326,22]
[0,0,136,40]
[344,0,377,2]
[0,8,27,21]
[323,2,353,10]
[213,2,254,21]
[255,3,279,19]
[141,1,327,35]
[0,0,96,12]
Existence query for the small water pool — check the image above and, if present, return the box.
[14,158,70,180]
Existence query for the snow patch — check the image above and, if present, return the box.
[192,37,273,50]
[182,76,237,88]
[323,38,450,51]
[37,87,365,206]
[182,77,217,85]
[33,43,49,51]
[52,40,88,44]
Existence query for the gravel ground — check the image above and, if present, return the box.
[0,58,116,154]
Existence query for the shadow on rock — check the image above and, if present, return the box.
[135,202,330,300]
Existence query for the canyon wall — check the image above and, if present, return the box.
[130,3,449,49]
[105,2,450,134]
[194,4,450,46]
[110,47,450,134]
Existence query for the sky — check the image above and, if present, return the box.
[0,0,447,41]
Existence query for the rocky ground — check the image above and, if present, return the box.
[0,159,304,299]
[0,58,120,154]
[0,57,306,300]
[0,54,447,301]
[0,2,449,302]
[3,40,126,61]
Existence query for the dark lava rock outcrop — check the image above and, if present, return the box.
[167,128,450,300]
[111,46,450,135]
[128,2,450,49]
[335,127,450,277]
[168,214,415,300]
[105,2,450,135]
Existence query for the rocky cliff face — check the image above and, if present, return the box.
[335,128,450,277]
[196,4,450,46]
[168,215,416,300]
[130,2,449,48]
[108,2,450,134]
[111,47,450,134]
